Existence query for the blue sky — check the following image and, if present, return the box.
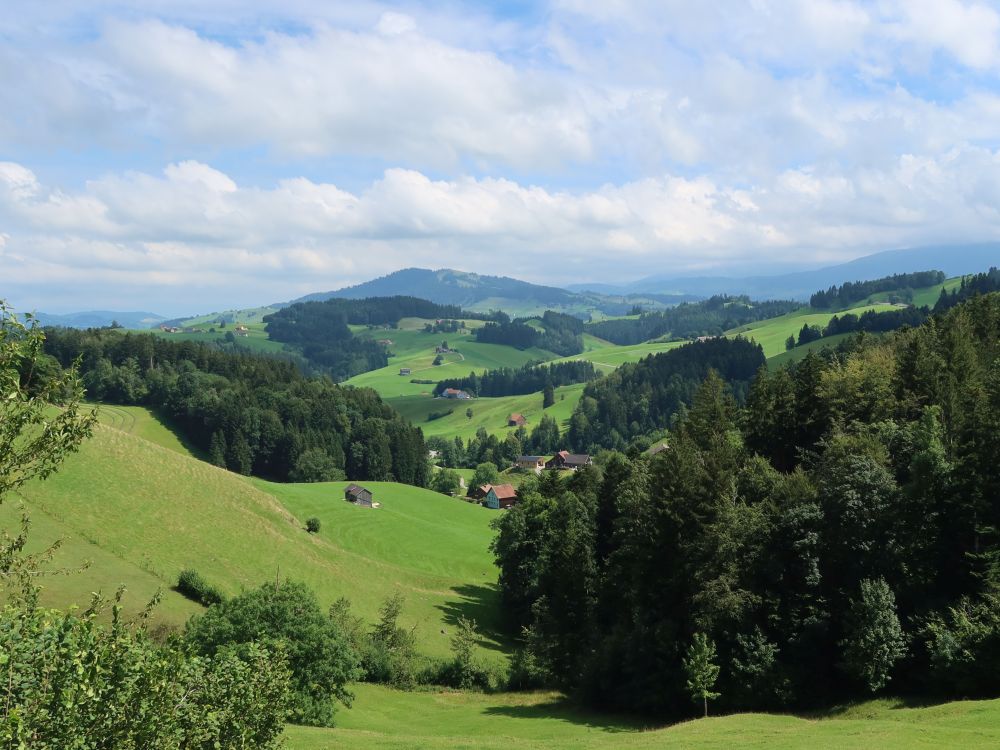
[3,0,1000,314]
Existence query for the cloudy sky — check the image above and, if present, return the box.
[3,1,1000,314]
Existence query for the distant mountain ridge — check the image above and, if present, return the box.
[570,243,1000,300]
[32,310,167,329]
[292,267,697,317]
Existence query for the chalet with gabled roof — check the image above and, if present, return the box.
[485,484,518,510]
[441,388,472,399]
[545,451,592,471]
[515,455,545,473]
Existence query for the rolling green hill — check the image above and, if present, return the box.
[10,414,503,661]
[286,684,1000,749]
[724,303,897,358]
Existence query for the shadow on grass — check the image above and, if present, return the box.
[481,697,651,734]
[798,694,956,720]
[436,583,511,653]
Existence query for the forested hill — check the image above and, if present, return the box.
[566,336,766,451]
[492,291,1000,719]
[263,295,493,379]
[586,295,799,345]
[40,328,429,486]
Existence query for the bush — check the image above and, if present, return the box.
[306,517,321,534]
[0,588,291,748]
[184,580,362,727]
[176,568,225,606]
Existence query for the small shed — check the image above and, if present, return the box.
[507,413,527,427]
[468,484,491,500]
[399,368,412,376]
[485,484,518,510]
[345,483,374,507]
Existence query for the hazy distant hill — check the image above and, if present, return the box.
[295,267,697,317]
[571,243,1000,300]
[33,310,167,329]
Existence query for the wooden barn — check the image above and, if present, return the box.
[545,451,593,471]
[507,412,527,427]
[515,455,545,473]
[344,483,374,507]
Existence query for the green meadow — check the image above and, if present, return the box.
[725,303,897,358]
[10,413,503,661]
[286,684,1000,749]
[391,383,586,441]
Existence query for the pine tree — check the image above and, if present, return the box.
[683,632,721,717]
[543,383,555,409]
[840,578,906,692]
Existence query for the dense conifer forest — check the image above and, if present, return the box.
[493,292,1000,717]
[566,336,766,451]
[41,328,429,485]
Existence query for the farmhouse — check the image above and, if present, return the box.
[468,484,491,500]
[545,451,593,471]
[399,368,412,376]
[507,413,527,427]
[377,339,394,346]
[344,483,374,507]
[441,388,472,400]
[234,325,249,337]
[484,484,518,510]
[515,455,546,473]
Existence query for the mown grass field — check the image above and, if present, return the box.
[286,684,1000,749]
[10,413,503,660]
[92,403,200,458]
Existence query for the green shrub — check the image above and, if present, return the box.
[176,568,224,606]
[184,580,362,727]
[0,588,291,748]
[306,517,321,534]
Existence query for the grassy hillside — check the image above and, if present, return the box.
[725,303,896,358]
[11,420,502,660]
[392,383,587,441]
[93,403,200,458]
[286,684,1000,749]
[346,319,554,399]
[148,320,288,355]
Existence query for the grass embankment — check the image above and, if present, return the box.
[286,684,1000,749]
[10,411,503,661]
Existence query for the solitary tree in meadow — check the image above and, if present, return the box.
[684,632,721,717]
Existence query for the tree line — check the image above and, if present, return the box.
[491,291,1000,718]
[586,295,799,346]
[433,359,598,398]
[474,310,585,356]
[41,327,429,486]
[809,270,944,308]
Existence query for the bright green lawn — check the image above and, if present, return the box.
[11,424,503,660]
[911,276,964,308]
[726,304,896,358]
[766,333,859,368]
[286,684,1000,749]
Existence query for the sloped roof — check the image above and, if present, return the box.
[489,483,518,500]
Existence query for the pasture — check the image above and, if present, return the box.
[11,418,503,660]
[725,303,897,358]
[286,684,1000,749]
